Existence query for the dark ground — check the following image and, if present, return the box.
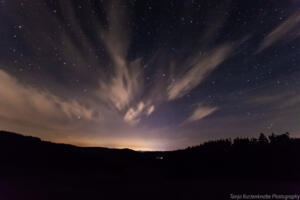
[0,131,300,200]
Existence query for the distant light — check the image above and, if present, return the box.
[156,156,164,160]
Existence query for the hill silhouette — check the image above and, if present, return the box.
[1,130,300,200]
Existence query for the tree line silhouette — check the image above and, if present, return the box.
[165,132,300,180]
[185,132,292,150]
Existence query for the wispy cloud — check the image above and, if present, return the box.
[281,95,300,109]
[124,102,145,125]
[182,105,218,125]
[96,2,143,111]
[146,105,155,116]
[0,69,96,129]
[124,102,155,125]
[256,11,300,53]
[243,81,300,111]
[167,44,233,100]
[247,90,300,110]
[98,59,143,111]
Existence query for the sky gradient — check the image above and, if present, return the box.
[0,0,300,150]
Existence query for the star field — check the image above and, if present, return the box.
[0,0,299,150]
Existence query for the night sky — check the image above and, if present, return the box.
[0,0,300,151]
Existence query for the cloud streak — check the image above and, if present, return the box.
[183,105,218,125]
[124,102,155,125]
[96,2,143,112]
[124,102,145,125]
[246,90,300,110]
[167,44,233,100]
[0,69,97,130]
[257,11,300,53]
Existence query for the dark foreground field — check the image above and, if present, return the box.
[1,131,300,200]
